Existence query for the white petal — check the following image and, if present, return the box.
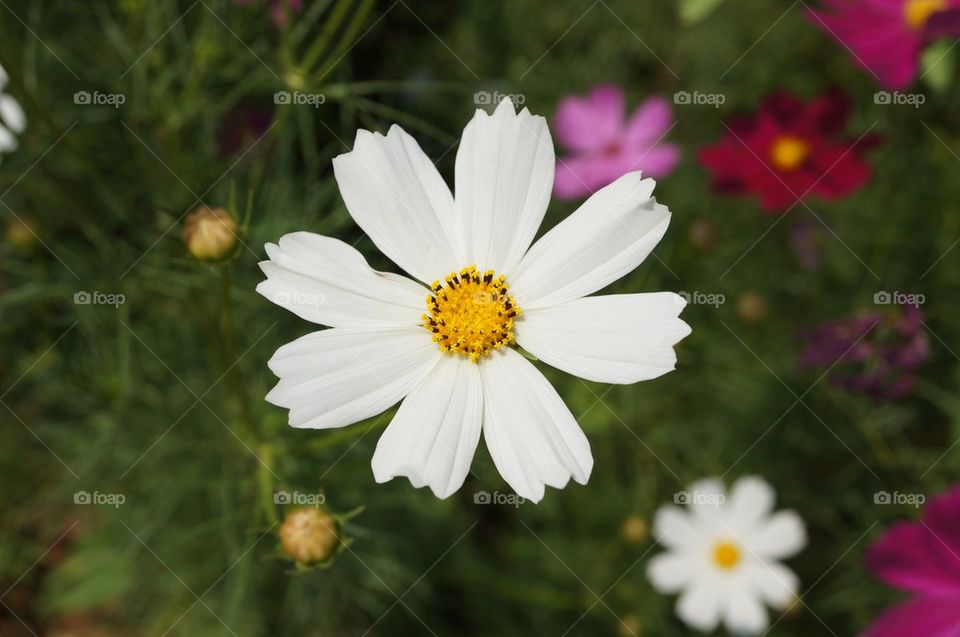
[686,477,727,526]
[647,551,697,593]
[257,232,429,328]
[0,95,25,134]
[0,65,7,89]
[454,98,554,274]
[510,172,668,310]
[652,505,699,549]
[265,326,437,429]
[371,354,483,499]
[332,125,460,283]
[748,511,807,559]
[746,562,800,610]
[728,476,776,534]
[676,578,723,633]
[0,123,16,153]
[479,348,592,502]
[723,585,769,635]
[515,293,690,384]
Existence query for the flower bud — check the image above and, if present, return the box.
[279,507,339,565]
[736,290,768,324]
[5,216,37,251]
[620,514,648,544]
[687,218,719,252]
[617,614,642,637]
[182,206,238,263]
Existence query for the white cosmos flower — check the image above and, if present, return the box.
[647,476,807,634]
[0,64,26,161]
[257,98,690,502]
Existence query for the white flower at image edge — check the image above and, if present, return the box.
[647,476,807,634]
[257,98,691,502]
[0,65,26,160]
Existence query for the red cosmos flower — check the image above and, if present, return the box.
[698,91,879,212]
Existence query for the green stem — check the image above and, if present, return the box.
[258,443,280,525]
[219,266,276,524]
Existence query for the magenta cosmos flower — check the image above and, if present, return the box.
[862,487,960,637]
[808,0,960,90]
[553,85,680,200]
[699,90,877,212]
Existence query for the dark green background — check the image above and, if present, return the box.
[1,1,958,634]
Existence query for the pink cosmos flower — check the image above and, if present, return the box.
[807,0,960,90]
[862,487,960,637]
[553,85,680,200]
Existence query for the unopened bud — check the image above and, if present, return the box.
[5,216,37,251]
[687,218,719,252]
[279,507,339,565]
[620,514,648,544]
[182,206,238,263]
[617,614,642,637]
[736,290,768,324]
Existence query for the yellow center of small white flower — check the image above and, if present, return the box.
[423,266,521,363]
[904,0,947,30]
[769,135,811,172]
[712,540,742,570]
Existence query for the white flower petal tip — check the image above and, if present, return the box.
[456,93,554,274]
[480,348,593,504]
[370,355,483,499]
[510,171,668,309]
[331,124,459,283]
[255,232,428,328]
[515,292,692,385]
[648,476,806,636]
[0,67,24,157]
[264,326,437,430]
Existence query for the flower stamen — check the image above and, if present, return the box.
[769,135,811,172]
[422,266,521,362]
[904,0,947,30]
[712,540,742,570]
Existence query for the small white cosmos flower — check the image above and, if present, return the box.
[257,98,690,502]
[647,476,807,634]
[0,65,26,162]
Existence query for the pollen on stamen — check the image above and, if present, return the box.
[422,265,521,363]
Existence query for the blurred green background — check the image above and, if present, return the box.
[2,0,960,635]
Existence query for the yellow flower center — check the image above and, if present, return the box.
[904,0,947,30]
[712,540,742,570]
[423,266,521,362]
[769,135,811,172]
